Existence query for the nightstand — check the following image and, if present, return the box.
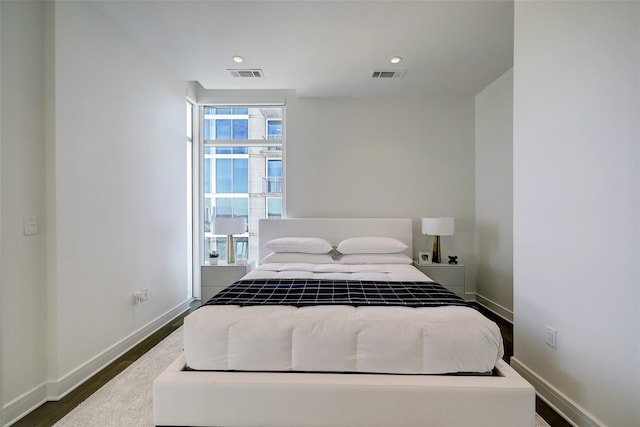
[414,262,466,299]
[201,261,255,302]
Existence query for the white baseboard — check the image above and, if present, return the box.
[510,357,604,427]
[2,383,48,427]
[2,299,192,427]
[474,293,513,323]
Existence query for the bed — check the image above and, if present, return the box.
[154,218,535,426]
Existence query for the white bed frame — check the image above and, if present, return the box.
[154,218,535,426]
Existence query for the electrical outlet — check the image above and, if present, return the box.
[132,289,149,305]
[546,326,557,348]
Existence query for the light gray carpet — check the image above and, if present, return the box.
[54,327,551,427]
[53,327,183,427]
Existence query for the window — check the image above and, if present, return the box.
[266,159,282,193]
[202,106,283,262]
[267,198,282,218]
[267,120,282,139]
[204,107,249,140]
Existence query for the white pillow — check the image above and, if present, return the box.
[337,253,413,265]
[261,252,336,264]
[265,237,333,254]
[336,236,408,254]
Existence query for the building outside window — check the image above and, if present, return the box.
[267,119,282,139]
[202,106,283,262]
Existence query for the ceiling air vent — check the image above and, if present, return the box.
[371,70,406,79]
[228,69,264,78]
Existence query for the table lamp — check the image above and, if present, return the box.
[212,217,246,264]
[422,217,455,263]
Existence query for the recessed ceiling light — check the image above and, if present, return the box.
[232,55,244,63]
[390,56,403,64]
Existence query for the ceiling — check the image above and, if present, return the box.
[92,0,514,97]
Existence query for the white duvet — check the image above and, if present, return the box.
[242,262,424,281]
[184,263,504,375]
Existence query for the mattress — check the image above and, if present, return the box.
[184,263,504,375]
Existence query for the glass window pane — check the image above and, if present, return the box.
[232,119,248,139]
[204,236,213,257]
[216,119,231,139]
[235,237,249,260]
[232,146,248,154]
[203,198,213,232]
[267,198,282,218]
[233,159,248,193]
[204,119,212,140]
[267,159,282,177]
[203,158,211,193]
[234,198,248,225]
[232,108,248,114]
[267,120,282,139]
[216,237,226,257]
[215,198,232,217]
[266,159,282,193]
[216,108,232,114]
[216,159,232,193]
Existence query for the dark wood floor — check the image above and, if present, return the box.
[11,302,199,427]
[14,300,572,427]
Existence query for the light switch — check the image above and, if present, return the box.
[545,325,557,349]
[23,215,38,236]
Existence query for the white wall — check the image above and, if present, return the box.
[0,3,3,422]
[2,1,190,423]
[512,2,639,426]
[1,0,48,418]
[287,96,476,282]
[474,69,513,320]
[50,0,188,384]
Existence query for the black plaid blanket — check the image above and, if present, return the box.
[203,279,469,308]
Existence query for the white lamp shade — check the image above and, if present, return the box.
[212,217,245,235]
[422,217,455,236]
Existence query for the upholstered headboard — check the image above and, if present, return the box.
[258,218,413,263]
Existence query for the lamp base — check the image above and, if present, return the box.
[226,234,235,264]
[432,235,442,263]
